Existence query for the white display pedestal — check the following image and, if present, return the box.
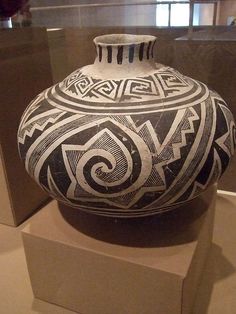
[22,186,216,314]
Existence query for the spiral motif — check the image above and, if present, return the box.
[64,126,153,200]
[77,147,132,191]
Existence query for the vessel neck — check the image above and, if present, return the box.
[92,34,157,76]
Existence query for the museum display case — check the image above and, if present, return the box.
[1,1,236,313]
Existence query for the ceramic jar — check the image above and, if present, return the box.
[18,34,235,217]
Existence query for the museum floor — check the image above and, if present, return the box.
[0,191,235,314]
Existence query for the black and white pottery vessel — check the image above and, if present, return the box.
[18,34,235,217]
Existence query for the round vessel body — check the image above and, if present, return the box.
[18,34,235,217]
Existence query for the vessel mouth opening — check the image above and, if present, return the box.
[94,34,156,46]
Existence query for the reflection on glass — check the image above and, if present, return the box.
[193,4,214,26]
[156,4,169,27]
[11,1,236,28]
[171,4,190,27]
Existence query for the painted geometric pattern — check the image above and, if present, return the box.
[44,66,209,115]
[62,66,190,102]
[18,88,235,216]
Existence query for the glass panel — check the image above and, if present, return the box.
[31,3,159,27]
[156,4,169,27]
[127,5,156,27]
[1,0,236,203]
[193,4,214,26]
[170,4,190,27]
